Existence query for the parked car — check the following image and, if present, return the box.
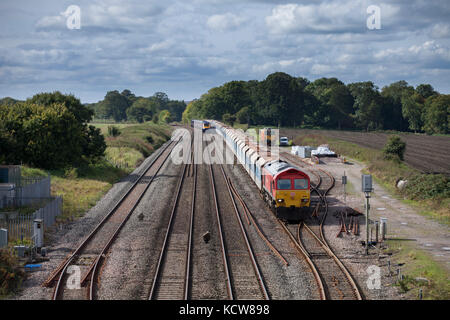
[279,137,289,146]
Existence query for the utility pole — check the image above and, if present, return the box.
[362,174,373,255]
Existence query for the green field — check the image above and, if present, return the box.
[19,122,173,223]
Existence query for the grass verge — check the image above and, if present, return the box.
[292,133,450,226]
[385,239,450,300]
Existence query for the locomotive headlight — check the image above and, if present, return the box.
[277,199,284,203]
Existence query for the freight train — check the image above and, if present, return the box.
[210,120,310,219]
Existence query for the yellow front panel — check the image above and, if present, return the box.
[275,190,310,208]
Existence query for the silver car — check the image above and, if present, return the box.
[279,137,289,146]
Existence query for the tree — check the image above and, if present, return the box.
[348,81,383,130]
[126,98,157,123]
[153,92,169,110]
[166,100,187,122]
[159,110,173,123]
[235,106,250,124]
[305,78,354,129]
[82,125,106,161]
[422,94,449,134]
[121,89,137,103]
[383,135,406,161]
[0,102,86,168]
[253,72,305,126]
[416,84,436,99]
[28,91,93,124]
[401,93,423,133]
[222,113,236,126]
[96,90,131,121]
[380,81,413,131]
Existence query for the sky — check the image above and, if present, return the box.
[0,0,449,103]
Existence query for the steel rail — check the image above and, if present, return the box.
[219,165,270,300]
[208,162,234,300]
[184,144,196,299]
[281,151,361,300]
[148,161,188,300]
[301,222,363,300]
[227,177,288,267]
[88,133,181,299]
[148,134,196,300]
[49,138,178,300]
[274,216,326,300]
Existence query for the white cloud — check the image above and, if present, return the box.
[207,13,245,32]
[431,23,450,38]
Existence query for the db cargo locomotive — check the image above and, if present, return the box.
[211,120,310,219]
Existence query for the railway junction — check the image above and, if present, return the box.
[12,122,443,301]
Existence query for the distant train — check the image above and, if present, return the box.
[259,127,274,146]
[191,119,211,132]
[211,121,310,219]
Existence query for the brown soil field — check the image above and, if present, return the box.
[280,129,450,174]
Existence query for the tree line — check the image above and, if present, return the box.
[0,92,106,169]
[182,72,449,134]
[86,90,186,123]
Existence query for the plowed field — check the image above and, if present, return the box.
[281,129,450,174]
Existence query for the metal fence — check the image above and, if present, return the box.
[0,196,62,241]
[0,175,51,208]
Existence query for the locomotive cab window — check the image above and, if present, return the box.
[294,178,308,189]
[277,179,292,190]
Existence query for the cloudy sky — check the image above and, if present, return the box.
[0,0,449,103]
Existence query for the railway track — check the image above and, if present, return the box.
[43,137,180,300]
[148,138,196,300]
[209,163,269,300]
[206,136,269,300]
[280,151,362,300]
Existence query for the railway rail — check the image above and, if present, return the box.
[280,151,362,300]
[148,139,196,300]
[207,137,269,300]
[43,137,180,300]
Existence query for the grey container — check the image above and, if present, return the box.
[298,146,314,158]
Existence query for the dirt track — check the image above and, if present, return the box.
[281,129,450,174]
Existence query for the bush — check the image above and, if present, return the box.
[404,174,450,200]
[0,249,25,297]
[107,125,121,137]
[383,135,406,161]
[145,135,154,144]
